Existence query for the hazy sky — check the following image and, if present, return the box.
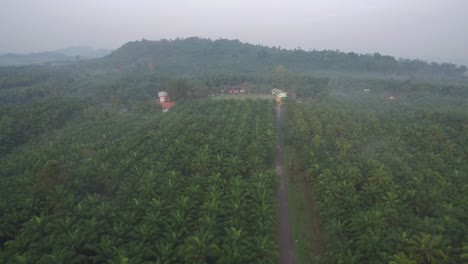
[1,0,467,65]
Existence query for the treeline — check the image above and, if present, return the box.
[1,37,467,110]
[2,60,468,113]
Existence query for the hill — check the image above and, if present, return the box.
[53,46,112,58]
[0,46,111,66]
[95,37,467,81]
[1,37,467,105]
[0,52,74,66]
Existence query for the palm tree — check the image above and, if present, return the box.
[356,229,384,260]
[250,235,278,262]
[89,235,119,262]
[460,245,468,263]
[323,218,349,242]
[153,241,175,263]
[333,249,360,264]
[350,208,388,234]
[191,145,210,174]
[4,233,31,256]
[223,155,246,177]
[407,233,448,263]
[40,247,74,264]
[133,223,153,242]
[389,252,417,264]
[217,227,247,263]
[181,232,219,263]
[312,134,322,150]
[12,253,33,264]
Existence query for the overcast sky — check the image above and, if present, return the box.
[1,0,467,65]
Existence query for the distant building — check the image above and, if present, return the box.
[158,91,175,112]
[272,88,287,104]
[225,82,248,95]
[272,88,287,98]
[160,101,176,112]
[228,88,246,95]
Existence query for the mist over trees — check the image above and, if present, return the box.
[0,46,112,66]
[0,37,467,263]
[98,37,467,79]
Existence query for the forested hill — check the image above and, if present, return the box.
[95,37,467,80]
[0,47,111,67]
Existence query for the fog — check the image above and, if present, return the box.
[1,0,467,65]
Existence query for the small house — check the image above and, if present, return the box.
[272,88,287,98]
[224,82,249,95]
[158,91,175,112]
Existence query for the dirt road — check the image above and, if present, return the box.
[276,104,295,264]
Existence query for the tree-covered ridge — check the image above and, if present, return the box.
[98,37,467,79]
[284,98,467,263]
[0,99,278,263]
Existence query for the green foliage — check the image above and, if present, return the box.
[1,36,467,263]
[102,37,467,79]
[0,99,278,263]
[31,160,69,202]
[284,94,467,263]
[166,78,189,100]
[0,99,88,156]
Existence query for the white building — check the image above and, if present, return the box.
[272,88,287,97]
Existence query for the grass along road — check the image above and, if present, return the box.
[276,103,295,264]
[283,101,325,263]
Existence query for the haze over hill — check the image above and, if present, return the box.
[90,37,467,81]
[53,46,112,58]
[0,46,112,66]
[1,0,467,66]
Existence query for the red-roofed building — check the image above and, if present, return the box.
[158,91,176,112]
[160,101,175,110]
